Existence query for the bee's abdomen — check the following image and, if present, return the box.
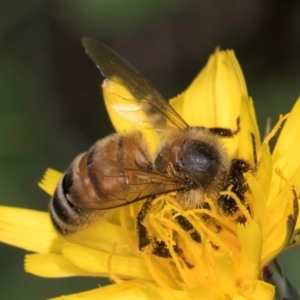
[49,173,93,235]
[49,132,153,235]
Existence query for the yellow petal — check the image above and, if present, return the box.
[25,253,95,278]
[68,210,136,255]
[214,254,236,295]
[245,173,266,228]
[102,79,159,154]
[170,49,247,129]
[262,202,294,265]
[256,144,273,198]
[269,98,300,238]
[237,221,262,281]
[235,96,260,162]
[272,97,300,182]
[38,168,63,196]
[0,206,63,253]
[50,284,147,300]
[238,280,274,300]
[62,242,153,281]
[262,167,298,262]
[170,49,259,163]
[295,204,300,233]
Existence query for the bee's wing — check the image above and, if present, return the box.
[70,158,184,210]
[82,37,189,130]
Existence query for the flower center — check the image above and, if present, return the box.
[136,191,252,288]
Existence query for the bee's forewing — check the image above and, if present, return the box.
[82,37,189,130]
[70,158,184,209]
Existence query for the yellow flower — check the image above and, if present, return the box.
[0,48,299,299]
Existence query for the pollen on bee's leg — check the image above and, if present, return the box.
[219,190,251,223]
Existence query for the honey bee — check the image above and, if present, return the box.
[50,38,252,260]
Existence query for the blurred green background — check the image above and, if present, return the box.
[0,1,300,299]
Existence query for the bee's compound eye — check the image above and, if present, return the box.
[62,172,73,196]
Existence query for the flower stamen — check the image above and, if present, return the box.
[149,214,191,284]
[107,243,134,288]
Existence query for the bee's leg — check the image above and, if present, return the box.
[137,200,174,258]
[212,120,258,218]
[217,159,250,216]
[208,117,240,137]
[137,200,194,268]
